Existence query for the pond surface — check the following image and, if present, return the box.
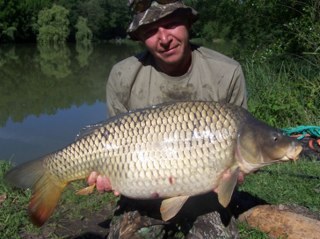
[0,40,238,166]
[0,42,143,165]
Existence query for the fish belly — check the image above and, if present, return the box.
[108,137,236,199]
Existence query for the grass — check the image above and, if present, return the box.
[238,158,320,212]
[237,222,271,239]
[244,58,320,128]
[1,156,319,238]
[1,56,319,238]
[0,161,34,238]
[0,160,118,238]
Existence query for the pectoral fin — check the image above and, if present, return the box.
[216,167,240,207]
[76,183,96,195]
[160,196,189,221]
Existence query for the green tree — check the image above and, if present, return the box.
[0,25,17,41]
[101,0,130,38]
[76,0,106,39]
[187,0,319,61]
[0,0,24,42]
[0,0,319,58]
[75,0,130,39]
[0,0,51,42]
[75,16,93,45]
[36,4,70,44]
[285,1,320,64]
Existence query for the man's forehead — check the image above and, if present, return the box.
[141,14,187,30]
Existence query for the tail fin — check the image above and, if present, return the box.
[29,171,66,226]
[5,158,67,226]
[5,159,45,189]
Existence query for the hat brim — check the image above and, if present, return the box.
[127,2,198,41]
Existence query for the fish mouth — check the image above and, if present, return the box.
[243,143,303,169]
[283,143,303,161]
[275,142,303,162]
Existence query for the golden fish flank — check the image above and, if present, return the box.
[5,101,303,226]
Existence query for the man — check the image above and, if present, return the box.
[105,0,247,117]
[88,1,247,237]
[89,0,247,189]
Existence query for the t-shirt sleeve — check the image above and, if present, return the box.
[106,54,149,117]
[228,65,248,109]
[194,46,248,109]
[106,66,130,117]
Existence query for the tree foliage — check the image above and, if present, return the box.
[36,4,70,44]
[0,0,319,61]
[75,16,93,45]
[185,0,319,62]
[285,1,320,63]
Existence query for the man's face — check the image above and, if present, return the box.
[137,15,191,67]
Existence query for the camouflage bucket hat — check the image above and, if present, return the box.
[127,0,198,40]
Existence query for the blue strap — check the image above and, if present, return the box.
[282,126,320,140]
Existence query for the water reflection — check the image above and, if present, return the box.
[0,102,106,164]
[76,43,93,67]
[0,42,143,165]
[38,44,72,78]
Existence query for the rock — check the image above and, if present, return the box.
[238,204,320,239]
[107,211,166,239]
[186,212,239,239]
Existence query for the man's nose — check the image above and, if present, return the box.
[158,27,172,45]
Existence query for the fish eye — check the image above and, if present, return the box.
[273,136,278,142]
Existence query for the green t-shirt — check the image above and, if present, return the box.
[106,45,247,117]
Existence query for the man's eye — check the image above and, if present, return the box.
[165,22,178,29]
[144,29,157,38]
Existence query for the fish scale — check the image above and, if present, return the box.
[47,102,234,197]
[5,101,303,226]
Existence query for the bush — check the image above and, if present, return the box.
[36,4,70,44]
[285,1,320,65]
[245,59,320,128]
[75,16,93,45]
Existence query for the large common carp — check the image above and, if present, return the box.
[5,101,302,226]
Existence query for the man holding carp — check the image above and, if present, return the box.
[5,1,303,237]
[89,0,247,181]
[89,0,248,237]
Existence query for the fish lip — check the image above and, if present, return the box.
[277,145,303,162]
[236,141,303,173]
[285,143,303,161]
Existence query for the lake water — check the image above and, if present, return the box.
[0,42,143,165]
[0,41,238,166]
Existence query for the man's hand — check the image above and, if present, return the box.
[237,171,245,184]
[87,171,120,196]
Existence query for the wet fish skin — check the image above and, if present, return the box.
[5,101,302,226]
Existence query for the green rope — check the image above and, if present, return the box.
[282,126,320,140]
